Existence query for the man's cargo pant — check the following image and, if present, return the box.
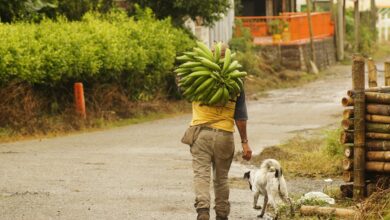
[191,127,235,217]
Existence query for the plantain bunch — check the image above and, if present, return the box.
[175,41,247,106]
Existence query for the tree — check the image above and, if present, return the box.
[127,0,231,26]
[0,0,57,22]
[0,0,114,22]
[57,0,114,21]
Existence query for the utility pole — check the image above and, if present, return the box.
[354,0,360,52]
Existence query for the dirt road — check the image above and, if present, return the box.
[0,64,356,220]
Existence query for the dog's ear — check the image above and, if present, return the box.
[243,171,250,179]
[275,168,283,178]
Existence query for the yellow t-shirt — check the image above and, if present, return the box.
[190,101,236,132]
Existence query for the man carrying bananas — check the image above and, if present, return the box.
[189,46,252,220]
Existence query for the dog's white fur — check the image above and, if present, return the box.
[244,159,293,219]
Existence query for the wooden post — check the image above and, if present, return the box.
[306,0,315,63]
[352,55,365,199]
[336,0,345,60]
[74,82,86,119]
[367,58,377,88]
[354,0,360,52]
[370,0,377,35]
[385,61,390,86]
[266,0,273,16]
[300,206,358,218]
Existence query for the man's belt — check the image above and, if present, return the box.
[201,126,232,134]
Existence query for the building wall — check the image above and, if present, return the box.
[378,8,390,42]
[296,0,390,11]
[185,0,235,47]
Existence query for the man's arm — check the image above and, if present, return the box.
[235,120,252,160]
[234,90,252,161]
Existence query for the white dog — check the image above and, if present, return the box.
[243,159,293,219]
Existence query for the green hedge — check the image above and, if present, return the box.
[0,11,194,99]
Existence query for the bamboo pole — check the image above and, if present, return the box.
[300,206,358,218]
[345,92,390,105]
[366,114,390,123]
[385,61,390,86]
[367,151,390,161]
[366,132,390,140]
[365,86,390,93]
[366,123,390,133]
[343,158,353,170]
[341,119,353,130]
[366,161,390,172]
[343,109,354,119]
[366,92,390,104]
[346,142,390,151]
[366,104,390,116]
[340,183,353,198]
[348,86,390,95]
[367,58,378,88]
[342,97,354,107]
[347,89,355,97]
[352,55,365,199]
[340,131,354,144]
[343,171,353,182]
[345,146,354,158]
[366,140,390,151]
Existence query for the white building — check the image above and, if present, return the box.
[184,0,235,48]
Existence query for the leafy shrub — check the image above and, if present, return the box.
[345,9,377,55]
[324,129,344,157]
[0,10,194,100]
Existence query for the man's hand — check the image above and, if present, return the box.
[241,142,252,161]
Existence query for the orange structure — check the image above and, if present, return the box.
[74,82,86,119]
[236,12,334,45]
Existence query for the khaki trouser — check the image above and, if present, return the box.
[191,128,235,217]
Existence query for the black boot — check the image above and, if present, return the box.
[197,208,210,220]
[216,216,228,220]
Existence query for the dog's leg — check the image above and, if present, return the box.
[281,196,294,217]
[253,191,262,209]
[257,193,268,218]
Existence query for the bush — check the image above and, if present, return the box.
[324,128,344,157]
[0,10,194,100]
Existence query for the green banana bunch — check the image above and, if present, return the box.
[175,41,247,106]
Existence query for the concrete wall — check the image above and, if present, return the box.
[260,37,336,71]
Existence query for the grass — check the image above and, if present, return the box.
[233,128,390,219]
[245,69,323,100]
[0,100,191,143]
[235,129,344,178]
[371,42,390,61]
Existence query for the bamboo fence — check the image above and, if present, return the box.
[340,56,390,199]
